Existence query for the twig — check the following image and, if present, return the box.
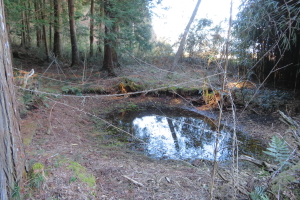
[48,102,57,135]
[122,175,144,187]
[217,170,229,182]
[41,59,55,76]
[210,1,233,199]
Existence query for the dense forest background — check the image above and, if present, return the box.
[4,0,300,88]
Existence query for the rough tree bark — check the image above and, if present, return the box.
[53,0,62,58]
[170,0,202,72]
[68,0,80,67]
[0,0,26,199]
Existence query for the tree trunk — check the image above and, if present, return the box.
[97,0,105,56]
[34,0,42,47]
[102,1,116,76]
[222,0,233,91]
[68,0,80,67]
[25,2,31,46]
[21,9,26,47]
[53,0,62,58]
[90,0,94,57]
[103,26,116,76]
[112,24,120,68]
[42,0,49,61]
[49,0,53,52]
[0,0,26,199]
[170,0,202,72]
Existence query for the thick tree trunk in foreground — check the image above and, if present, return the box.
[68,0,80,67]
[0,0,26,199]
[170,0,202,72]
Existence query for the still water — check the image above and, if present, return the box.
[109,108,264,161]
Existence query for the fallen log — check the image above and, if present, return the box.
[239,155,278,172]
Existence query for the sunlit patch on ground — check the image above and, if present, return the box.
[227,81,257,89]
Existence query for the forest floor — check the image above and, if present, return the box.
[14,55,300,199]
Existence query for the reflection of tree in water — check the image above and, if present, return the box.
[117,111,265,161]
[173,117,211,149]
[167,118,179,151]
[174,116,232,160]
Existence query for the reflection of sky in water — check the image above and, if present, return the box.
[132,116,230,161]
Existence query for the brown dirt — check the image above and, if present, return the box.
[16,60,300,199]
[21,96,213,199]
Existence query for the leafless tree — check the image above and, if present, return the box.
[170,0,202,72]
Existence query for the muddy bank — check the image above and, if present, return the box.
[17,63,300,199]
[20,94,274,199]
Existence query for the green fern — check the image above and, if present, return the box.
[250,186,269,200]
[263,135,290,164]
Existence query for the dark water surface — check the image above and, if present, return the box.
[108,108,265,161]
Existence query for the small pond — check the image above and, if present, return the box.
[107,107,265,162]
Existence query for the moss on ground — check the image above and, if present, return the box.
[67,161,96,187]
[21,121,37,146]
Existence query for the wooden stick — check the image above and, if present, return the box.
[122,175,144,187]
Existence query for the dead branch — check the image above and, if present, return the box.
[122,175,144,187]
[278,110,300,147]
[239,155,278,172]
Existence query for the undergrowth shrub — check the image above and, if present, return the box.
[29,163,46,191]
[250,111,300,199]
[11,183,21,200]
[234,88,293,112]
[263,135,291,164]
[250,186,269,200]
